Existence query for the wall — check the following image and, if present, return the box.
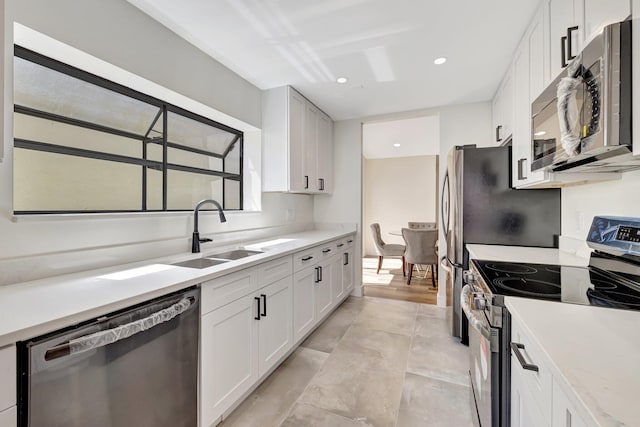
[0,0,315,286]
[363,155,438,256]
[561,169,640,254]
[315,102,492,301]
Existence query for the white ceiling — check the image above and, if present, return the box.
[128,0,539,121]
[363,115,439,159]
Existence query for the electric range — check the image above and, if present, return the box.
[463,216,640,427]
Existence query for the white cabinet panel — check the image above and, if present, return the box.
[582,0,630,45]
[548,0,580,79]
[0,346,15,411]
[551,379,587,427]
[292,266,316,343]
[201,268,258,315]
[343,248,355,294]
[316,112,333,193]
[201,295,259,426]
[330,253,345,305]
[511,361,550,427]
[315,261,333,321]
[257,256,293,288]
[289,89,307,192]
[0,406,16,427]
[304,102,319,192]
[258,277,293,376]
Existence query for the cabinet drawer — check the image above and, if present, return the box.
[0,345,15,411]
[511,317,552,423]
[293,247,319,272]
[344,235,355,249]
[0,406,16,427]
[201,268,258,315]
[317,242,336,260]
[257,256,293,288]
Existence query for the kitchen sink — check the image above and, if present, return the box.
[171,258,230,269]
[207,249,263,260]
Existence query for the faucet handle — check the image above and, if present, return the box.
[199,237,213,243]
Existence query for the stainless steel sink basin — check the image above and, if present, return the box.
[208,249,263,260]
[172,258,229,269]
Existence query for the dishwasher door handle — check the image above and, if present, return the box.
[44,296,195,361]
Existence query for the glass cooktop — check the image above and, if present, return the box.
[472,260,640,311]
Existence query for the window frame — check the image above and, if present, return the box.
[13,46,243,214]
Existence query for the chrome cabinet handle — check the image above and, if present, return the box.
[511,342,539,372]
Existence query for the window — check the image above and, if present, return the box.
[13,46,243,213]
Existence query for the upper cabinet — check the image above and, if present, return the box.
[262,86,333,194]
[547,0,630,80]
[492,68,514,145]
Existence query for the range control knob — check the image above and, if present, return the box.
[463,270,479,285]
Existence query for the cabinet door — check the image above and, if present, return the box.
[0,407,16,427]
[289,89,307,192]
[582,0,629,45]
[292,266,316,342]
[512,38,530,188]
[492,90,503,145]
[316,112,333,194]
[304,103,319,193]
[330,254,344,305]
[201,295,259,426]
[258,276,293,376]
[342,249,355,294]
[511,362,550,427]
[551,379,587,427]
[315,261,333,320]
[501,69,514,142]
[548,0,579,79]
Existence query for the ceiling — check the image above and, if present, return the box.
[128,0,539,121]
[363,115,439,159]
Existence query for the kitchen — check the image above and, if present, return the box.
[1,0,640,427]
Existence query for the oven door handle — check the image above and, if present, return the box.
[511,342,539,372]
[461,285,492,339]
[44,296,195,361]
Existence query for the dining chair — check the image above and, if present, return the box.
[407,222,437,230]
[370,223,406,276]
[401,228,438,287]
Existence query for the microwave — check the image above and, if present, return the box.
[530,20,639,173]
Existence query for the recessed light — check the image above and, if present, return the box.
[393,143,401,148]
[336,77,348,84]
[534,131,547,136]
[434,57,447,65]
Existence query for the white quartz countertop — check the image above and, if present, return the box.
[506,297,640,427]
[0,229,355,347]
[466,244,589,266]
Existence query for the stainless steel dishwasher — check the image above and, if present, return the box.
[17,287,199,427]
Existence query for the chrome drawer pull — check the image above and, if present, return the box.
[511,342,539,372]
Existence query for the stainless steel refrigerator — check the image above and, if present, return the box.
[441,145,560,342]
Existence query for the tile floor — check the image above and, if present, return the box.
[219,296,473,427]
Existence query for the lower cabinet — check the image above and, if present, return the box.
[0,406,16,427]
[511,357,549,427]
[201,276,294,427]
[201,293,260,427]
[342,248,354,294]
[315,260,333,321]
[292,265,316,343]
[551,379,587,427]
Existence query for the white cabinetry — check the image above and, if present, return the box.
[547,0,629,80]
[257,277,293,375]
[492,68,514,145]
[551,379,587,427]
[342,248,355,294]
[511,315,593,427]
[0,345,16,413]
[0,407,16,427]
[292,265,316,343]
[262,86,333,194]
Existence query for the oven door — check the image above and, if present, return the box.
[468,306,494,426]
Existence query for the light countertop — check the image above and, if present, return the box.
[0,229,355,348]
[466,244,589,266]
[506,297,640,427]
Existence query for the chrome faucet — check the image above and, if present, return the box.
[192,199,227,253]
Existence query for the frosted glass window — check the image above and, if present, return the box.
[13,46,243,213]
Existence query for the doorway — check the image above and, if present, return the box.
[361,115,440,304]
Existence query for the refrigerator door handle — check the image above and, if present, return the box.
[441,171,450,237]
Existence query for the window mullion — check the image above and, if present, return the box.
[162,105,168,211]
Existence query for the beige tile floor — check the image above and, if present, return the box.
[219,296,474,427]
